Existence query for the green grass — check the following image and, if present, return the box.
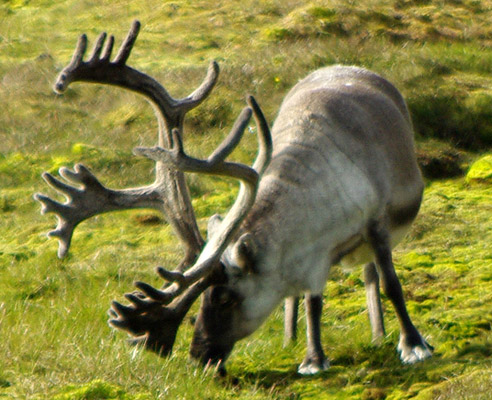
[1,0,492,398]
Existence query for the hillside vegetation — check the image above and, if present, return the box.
[1,0,491,399]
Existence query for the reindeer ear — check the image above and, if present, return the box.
[232,233,258,274]
[210,286,243,308]
[207,214,223,240]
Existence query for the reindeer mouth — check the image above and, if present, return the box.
[189,333,235,370]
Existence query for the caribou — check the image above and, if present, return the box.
[36,21,432,375]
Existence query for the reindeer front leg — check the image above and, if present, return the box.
[298,294,329,375]
[368,221,432,363]
[35,163,163,258]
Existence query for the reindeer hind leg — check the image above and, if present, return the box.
[283,296,300,347]
[364,262,386,342]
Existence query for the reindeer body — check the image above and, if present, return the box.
[40,22,431,376]
[190,66,429,371]
[234,66,421,312]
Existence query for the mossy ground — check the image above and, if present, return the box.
[1,1,491,399]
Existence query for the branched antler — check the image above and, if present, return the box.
[53,20,219,133]
[35,21,223,267]
[109,96,272,354]
[34,164,162,258]
[39,20,273,357]
[109,271,219,356]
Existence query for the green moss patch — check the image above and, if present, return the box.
[51,380,151,400]
[466,154,492,183]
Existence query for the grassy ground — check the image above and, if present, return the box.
[1,0,491,399]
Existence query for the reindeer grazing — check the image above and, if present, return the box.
[36,21,432,375]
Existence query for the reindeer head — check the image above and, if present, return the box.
[188,218,266,368]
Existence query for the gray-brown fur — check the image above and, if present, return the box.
[188,66,431,373]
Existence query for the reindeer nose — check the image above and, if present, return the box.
[54,74,67,94]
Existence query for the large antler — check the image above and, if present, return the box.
[109,96,272,355]
[35,21,219,267]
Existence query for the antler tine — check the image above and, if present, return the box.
[179,61,220,113]
[208,106,252,165]
[72,34,88,67]
[157,267,187,286]
[114,20,141,65]
[248,95,272,176]
[88,32,109,65]
[134,280,175,303]
[101,35,115,62]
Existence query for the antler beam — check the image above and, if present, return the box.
[132,96,270,296]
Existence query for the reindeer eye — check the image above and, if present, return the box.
[210,286,242,308]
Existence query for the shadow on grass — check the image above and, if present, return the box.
[222,338,491,398]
